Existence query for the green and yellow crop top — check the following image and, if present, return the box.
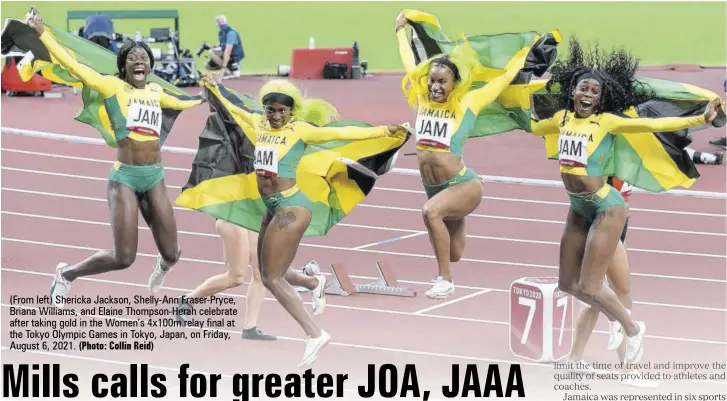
[413,95,490,156]
[396,28,522,157]
[226,105,389,178]
[39,31,202,143]
[531,110,707,176]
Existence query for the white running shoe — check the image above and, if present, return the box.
[310,275,327,316]
[425,279,455,299]
[607,320,624,350]
[148,254,172,293]
[50,262,71,308]
[302,260,320,276]
[624,321,646,364]
[298,330,331,368]
[431,275,444,283]
[295,261,320,293]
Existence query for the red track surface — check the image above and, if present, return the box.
[1,70,725,400]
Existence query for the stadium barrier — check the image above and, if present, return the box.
[2,126,725,200]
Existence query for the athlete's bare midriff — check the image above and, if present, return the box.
[417,149,465,185]
[116,138,161,165]
[561,173,606,195]
[256,176,296,197]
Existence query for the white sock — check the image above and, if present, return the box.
[700,152,718,164]
[687,147,718,164]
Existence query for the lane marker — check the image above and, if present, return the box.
[3,247,726,314]
[3,210,726,282]
[353,232,427,250]
[3,127,725,200]
[413,289,493,314]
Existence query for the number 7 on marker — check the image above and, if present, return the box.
[556,296,568,346]
[518,297,536,344]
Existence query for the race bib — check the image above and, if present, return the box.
[415,115,452,149]
[558,135,588,167]
[254,147,278,177]
[126,102,162,136]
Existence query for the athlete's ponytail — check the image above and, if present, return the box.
[297,98,339,127]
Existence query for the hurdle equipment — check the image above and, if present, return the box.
[509,277,573,363]
[324,261,417,297]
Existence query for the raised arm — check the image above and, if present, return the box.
[38,31,115,96]
[603,113,706,134]
[395,14,417,73]
[529,110,565,136]
[202,81,262,127]
[396,28,417,73]
[300,124,391,144]
[227,99,263,128]
[462,44,532,114]
[158,87,205,110]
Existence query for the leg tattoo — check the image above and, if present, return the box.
[274,212,297,229]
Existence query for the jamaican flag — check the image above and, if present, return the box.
[534,76,726,192]
[174,83,410,236]
[400,9,561,137]
[1,18,200,147]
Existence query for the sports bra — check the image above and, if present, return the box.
[224,107,389,179]
[397,28,524,158]
[414,99,474,157]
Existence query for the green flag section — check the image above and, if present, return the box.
[534,77,726,192]
[175,83,411,237]
[1,18,201,147]
[400,8,562,137]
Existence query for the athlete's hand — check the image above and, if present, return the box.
[703,97,723,124]
[26,8,45,36]
[200,74,220,86]
[395,13,407,30]
[386,124,409,138]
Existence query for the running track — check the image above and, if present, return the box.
[1,70,725,400]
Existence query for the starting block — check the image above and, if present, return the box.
[326,261,416,297]
[295,260,416,297]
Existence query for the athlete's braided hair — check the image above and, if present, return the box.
[545,37,653,117]
[115,40,155,79]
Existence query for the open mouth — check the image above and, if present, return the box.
[579,99,593,111]
[430,90,444,99]
[132,66,146,81]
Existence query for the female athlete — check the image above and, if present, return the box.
[204,76,407,366]
[27,10,204,307]
[529,37,723,364]
[570,177,633,364]
[175,221,275,340]
[395,13,538,299]
[570,180,658,388]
